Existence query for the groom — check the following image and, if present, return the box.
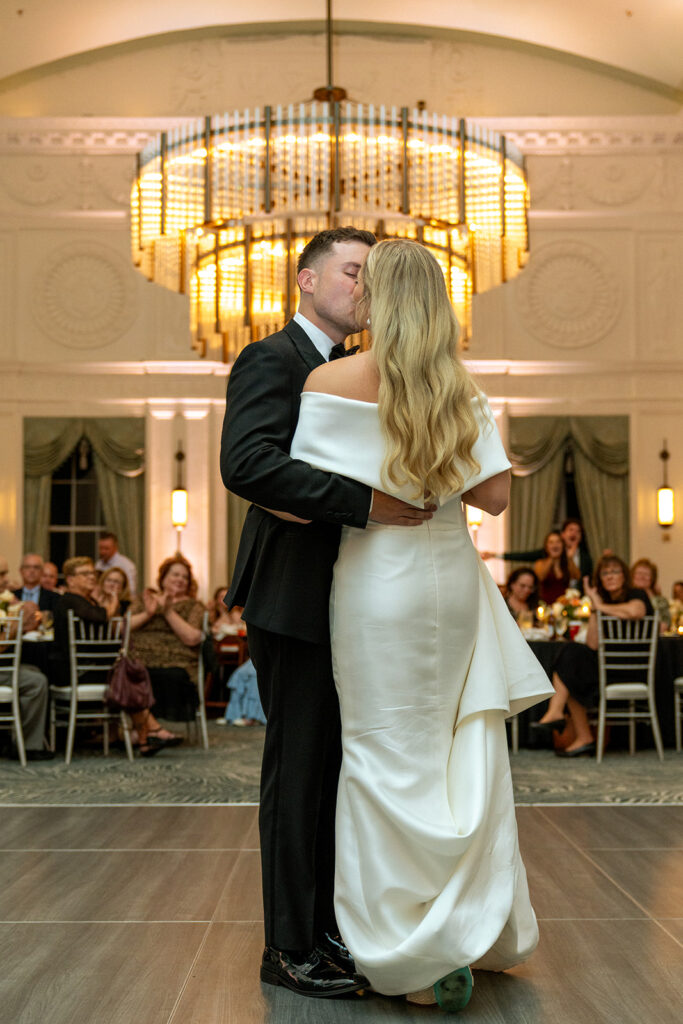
[221,227,433,998]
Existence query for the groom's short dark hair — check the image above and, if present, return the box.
[297,226,376,276]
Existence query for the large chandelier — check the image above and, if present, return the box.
[131,24,528,362]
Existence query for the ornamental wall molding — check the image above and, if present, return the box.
[1,116,683,155]
[475,117,683,154]
[32,241,138,349]
[515,240,621,348]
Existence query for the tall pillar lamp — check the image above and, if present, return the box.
[172,442,188,552]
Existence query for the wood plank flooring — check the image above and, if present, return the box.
[0,805,681,1024]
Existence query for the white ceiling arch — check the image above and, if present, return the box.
[0,2,681,100]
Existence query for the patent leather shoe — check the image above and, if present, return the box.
[260,946,366,998]
[555,742,596,758]
[318,931,357,972]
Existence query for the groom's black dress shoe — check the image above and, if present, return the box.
[260,946,366,998]
[318,931,357,972]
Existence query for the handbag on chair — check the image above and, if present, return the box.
[105,654,155,712]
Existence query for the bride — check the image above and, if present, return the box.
[288,239,553,1012]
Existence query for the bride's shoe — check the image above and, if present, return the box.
[406,966,473,1012]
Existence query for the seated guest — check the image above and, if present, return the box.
[13,553,59,612]
[533,555,652,757]
[534,531,581,604]
[129,556,204,723]
[630,558,670,629]
[40,561,63,593]
[0,555,19,592]
[503,567,539,623]
[95,531,138,597]
[210,585,244,637]
[53,557,176,756]
[671,581,683,603]
[0,557,53,761]
[222,658,266,727]
[93,567,132,618]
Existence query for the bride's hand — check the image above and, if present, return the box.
[261,506,312,524]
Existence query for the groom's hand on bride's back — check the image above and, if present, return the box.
[369,490,436,526]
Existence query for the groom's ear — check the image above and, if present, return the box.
[297,267,317,294]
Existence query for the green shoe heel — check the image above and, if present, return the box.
[434,966,473,1012]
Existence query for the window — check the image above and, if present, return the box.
[49,440,105,568]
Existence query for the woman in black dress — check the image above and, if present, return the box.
[533,555,651,757]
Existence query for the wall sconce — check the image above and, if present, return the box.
[657,439,674,535]
[172,441,188,551]
[465,503,484,546]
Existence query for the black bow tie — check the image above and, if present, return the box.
[329,343,360,361]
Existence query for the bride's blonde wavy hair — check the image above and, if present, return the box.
[357,239,482,501]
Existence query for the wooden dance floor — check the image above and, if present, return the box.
[0,803,681,1023]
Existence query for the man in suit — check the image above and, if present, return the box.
[13,554,59,613]
[221,227,433,999]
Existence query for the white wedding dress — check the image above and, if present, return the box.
[290,391,554,996]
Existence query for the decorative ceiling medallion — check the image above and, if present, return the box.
[516,241,620,348]
[33,242,137,348]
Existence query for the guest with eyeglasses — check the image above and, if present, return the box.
[532,555,652,756]
[51,557,172,757]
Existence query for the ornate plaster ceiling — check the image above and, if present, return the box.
[0,2,680,99]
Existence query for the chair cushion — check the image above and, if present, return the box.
[605,682,650,699]
[50,684,107,701]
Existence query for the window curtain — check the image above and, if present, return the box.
[570,417,629,566]
[508,418,570,558]
[508,416,629,568]
[23,418,145,570]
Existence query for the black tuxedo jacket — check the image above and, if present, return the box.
[13,586,59,612]
[221,320,371,644]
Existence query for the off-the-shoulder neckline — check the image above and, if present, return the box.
[300,391,378,407]
[301,391,486,407]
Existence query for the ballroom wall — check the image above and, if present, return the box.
[0,22,681,597]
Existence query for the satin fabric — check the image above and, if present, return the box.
[291,392,554,995]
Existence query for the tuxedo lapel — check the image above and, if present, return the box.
[283,320,327,373]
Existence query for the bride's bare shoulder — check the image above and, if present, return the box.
[303,351,379,403]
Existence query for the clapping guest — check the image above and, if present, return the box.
[503,567,539,623]
[534,531,581,604]
[129,556,204,725]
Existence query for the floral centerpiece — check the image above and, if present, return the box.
[551,588,592,638]
[668,599,683,634]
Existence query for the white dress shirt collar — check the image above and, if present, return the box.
[293,312,336,361]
